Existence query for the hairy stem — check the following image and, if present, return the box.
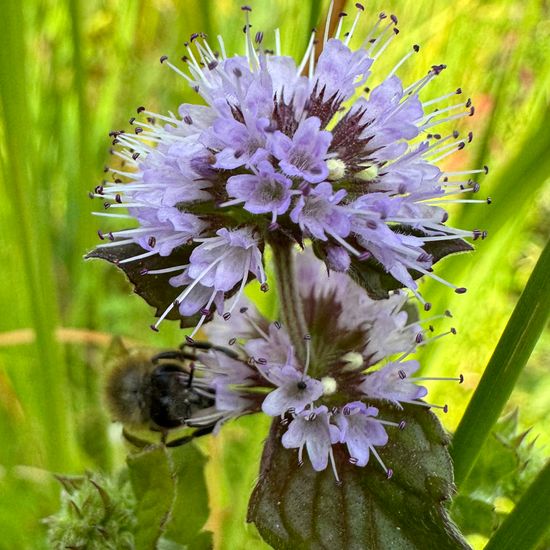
[271,241,309,362]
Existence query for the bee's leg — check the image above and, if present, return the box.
[165,426,215,448]
[180,340,213,352]
[122,428,152,449]
[148,424,170,446]
[164,434,194,447]
[187,364,195,388]
[151,350,194,364]
[182,339,240,360]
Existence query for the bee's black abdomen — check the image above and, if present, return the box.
[149,364,215,429]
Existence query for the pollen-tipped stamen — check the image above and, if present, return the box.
[303,334,312,376]
[387,43,420,78]
[369,445,393,479]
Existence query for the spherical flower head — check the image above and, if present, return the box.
[193,249,461,477]
[89,3,485,334]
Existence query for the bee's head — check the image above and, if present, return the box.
[105,352,152,426]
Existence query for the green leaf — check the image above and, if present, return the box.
[348,232,473,300]
[127,443,211,550]
[248,405,470,550]
[164,444,212,548]
[484,460,550,550]
[458,409,535,503]
[451,238,550,486]
[127,445,174,549]
[449,495,497,538]
[450,409,543,540]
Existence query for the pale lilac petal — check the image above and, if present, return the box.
[261,369,323,416]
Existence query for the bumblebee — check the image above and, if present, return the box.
[104,338,226,447]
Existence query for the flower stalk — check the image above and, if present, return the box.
[271,240,309,362]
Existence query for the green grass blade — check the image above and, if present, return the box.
[484,460,550,550]
[66,0,94,283]
[0,0,77,470]
[451,238,550,486]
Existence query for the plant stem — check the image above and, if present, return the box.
[271,241,309,362]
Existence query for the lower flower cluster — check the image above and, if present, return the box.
[186,250,461,480]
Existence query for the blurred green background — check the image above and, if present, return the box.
[0,0,548,548]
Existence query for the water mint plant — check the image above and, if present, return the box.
[77,3,550,550]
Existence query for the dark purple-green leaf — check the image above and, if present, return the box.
[349,231,473,300]
[248,404,469,550]
[86,242,206,328]
[87,240,256,328]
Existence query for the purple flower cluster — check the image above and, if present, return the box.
[187,250,461,479]
[92,4,488,332]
